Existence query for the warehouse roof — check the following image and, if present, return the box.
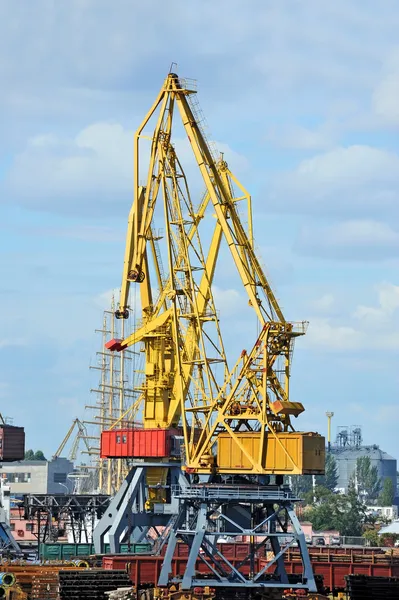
[379,521,399,535]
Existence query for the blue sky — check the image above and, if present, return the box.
[1,0,399,460]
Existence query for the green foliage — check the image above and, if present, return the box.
[306,484,366,536]
[316,453,338,491]
[363,529,380,547]
[378,477,394,506]
[34,450,46,460]
[356,456,381,500]
[289,475,313,498]
[24,449,47,461]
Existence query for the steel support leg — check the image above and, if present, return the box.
[107,468,146,553]
[182,503,208,590]
[266,505,289,584]
[158,507,187,586]
[287,504,316,592]
[93,467,145,553]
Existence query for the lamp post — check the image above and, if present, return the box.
[326,412,334,452]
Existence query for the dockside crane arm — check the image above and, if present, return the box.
[53,419,79,459]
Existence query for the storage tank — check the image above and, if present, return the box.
[0,425,25,461]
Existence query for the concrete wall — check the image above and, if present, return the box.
[0,460,48,494]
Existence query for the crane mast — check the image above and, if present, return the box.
[96,73,325,596]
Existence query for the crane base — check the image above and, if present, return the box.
[158,484,316,593]
[93,463,186,554]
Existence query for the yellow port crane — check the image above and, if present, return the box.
[107,72,324,476]
[53,418,92,462]
[95,72,324,594]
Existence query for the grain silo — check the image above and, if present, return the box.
[331,426,397,502]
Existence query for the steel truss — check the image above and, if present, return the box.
[24,493,110,544]
[159,484,316,593]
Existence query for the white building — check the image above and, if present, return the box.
[365,505,398,522]
[0,457,74,495]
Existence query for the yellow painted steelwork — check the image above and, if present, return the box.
[112,72,324,476]
[217,432,325,474]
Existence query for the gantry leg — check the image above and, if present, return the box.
[93,467,145,553]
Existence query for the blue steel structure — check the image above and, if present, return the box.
[159,484,315,592]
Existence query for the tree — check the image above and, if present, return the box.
[355,456,381,501]
[24,449,46,461]
[34,450,46,461]
[289,475,313,498]
[379,477,394,506]
[363,529,380,547]
[316,453,338,491]
[339,479,367,536]
[306,482,366,536]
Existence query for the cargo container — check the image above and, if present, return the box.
[39,542,152,561]
[217,431,325,474]
[0,425,25,462]
[100,428,181,459]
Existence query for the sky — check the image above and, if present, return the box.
[1,0,399,461]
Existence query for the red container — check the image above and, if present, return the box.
[100,428,176,459]
[0,425,25,461]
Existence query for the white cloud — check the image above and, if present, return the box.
[266,123,336,150]
[295,219,399,260]
[2,120,248,216]
[3,122,134,214]
[93,288,121,310]
[304,282,399,351]
[353,283,399,323]
[270,146,399,219]
[211,286,247,318]
[304,318,363,351]
[311,294,335,312]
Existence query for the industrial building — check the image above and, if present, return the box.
[331,426,397,500]
[0,457,74,495]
